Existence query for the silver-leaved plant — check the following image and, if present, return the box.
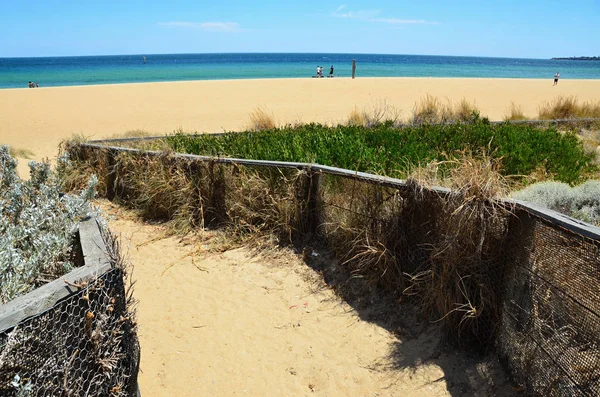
[0,145,99,304]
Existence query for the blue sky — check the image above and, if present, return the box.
[1,0,599,58]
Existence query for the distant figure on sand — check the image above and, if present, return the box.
[35,82,39,88]
[316,66,320,77]
[28,81,33,88]
[554,72,560,86]
[329,65,334,77]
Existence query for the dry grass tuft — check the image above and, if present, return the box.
[406,154,511,344]
[225,166,309,245]
[504,102,528,121]
[8,146,35,159]
[538,96,600,119]
[411,94,446,124]
[346,100,402,127]
[347,106,366,127]
[62,143,311,240]
[106,129,155,139]
[248,106,276,131]
[111,152,206,235]
[412,95,479,124]
[454,98,480,122]
[58,137,109,195]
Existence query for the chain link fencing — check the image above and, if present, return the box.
[0,221,140,396]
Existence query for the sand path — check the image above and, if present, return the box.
[101,201,515,397]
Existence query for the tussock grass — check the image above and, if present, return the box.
[407,155,511,344]
[504,102,528,121]
[347,106,366,127]
[59,140,109,196]
[319,154,512,345]
[106,129,154,139]
[454,98,480,122]
[64,144,311,241]
[538,96,600,119]
[8,146,35,159]
[412,95,480,125]
[248,106,276,131]
[346,100,402,127]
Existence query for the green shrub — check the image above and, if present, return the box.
[164,120,596,185]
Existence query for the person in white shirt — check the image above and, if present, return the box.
[553,72,560,86]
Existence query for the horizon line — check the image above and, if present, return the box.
[0,51,559,61]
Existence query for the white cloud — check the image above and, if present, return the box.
[371,18,439,25]
[332,7,439,25]
[158,21,241,32]
[333,8,381,19]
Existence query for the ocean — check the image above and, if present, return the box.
[1,53,599,89]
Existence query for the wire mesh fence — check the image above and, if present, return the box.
[67,141,600,396]
[0,268,139,397]
[498,211,600,396]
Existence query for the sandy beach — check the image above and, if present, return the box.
[1,77,600,177]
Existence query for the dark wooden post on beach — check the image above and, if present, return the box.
[352,59,356,79]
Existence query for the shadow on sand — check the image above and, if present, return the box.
[299,242,520,397]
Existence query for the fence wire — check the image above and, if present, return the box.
[0,269,139,397]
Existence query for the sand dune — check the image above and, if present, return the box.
[1,77,599,176]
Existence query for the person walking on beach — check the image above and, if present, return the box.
[554,72,560,86]
[329,65,334,77]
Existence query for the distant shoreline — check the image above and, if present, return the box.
[3,53,600,89]
[4,75,600,91]
[552,56,600,61]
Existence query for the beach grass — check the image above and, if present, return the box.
[106,129,155,139]
[538,96,600,119]
[411,95,479,124]
[248,106,276,131]
[504,102,528,121]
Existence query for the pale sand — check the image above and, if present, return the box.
[1,77,600,177]
[102,201,515,396]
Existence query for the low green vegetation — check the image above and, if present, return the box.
[165,119,596,185]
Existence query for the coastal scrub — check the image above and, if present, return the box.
[0,146,98,303]
[164,120,596,185]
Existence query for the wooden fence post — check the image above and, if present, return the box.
[106,148,116,201]
[305,167,322,235]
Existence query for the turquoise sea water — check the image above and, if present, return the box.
[1,53,599,89]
